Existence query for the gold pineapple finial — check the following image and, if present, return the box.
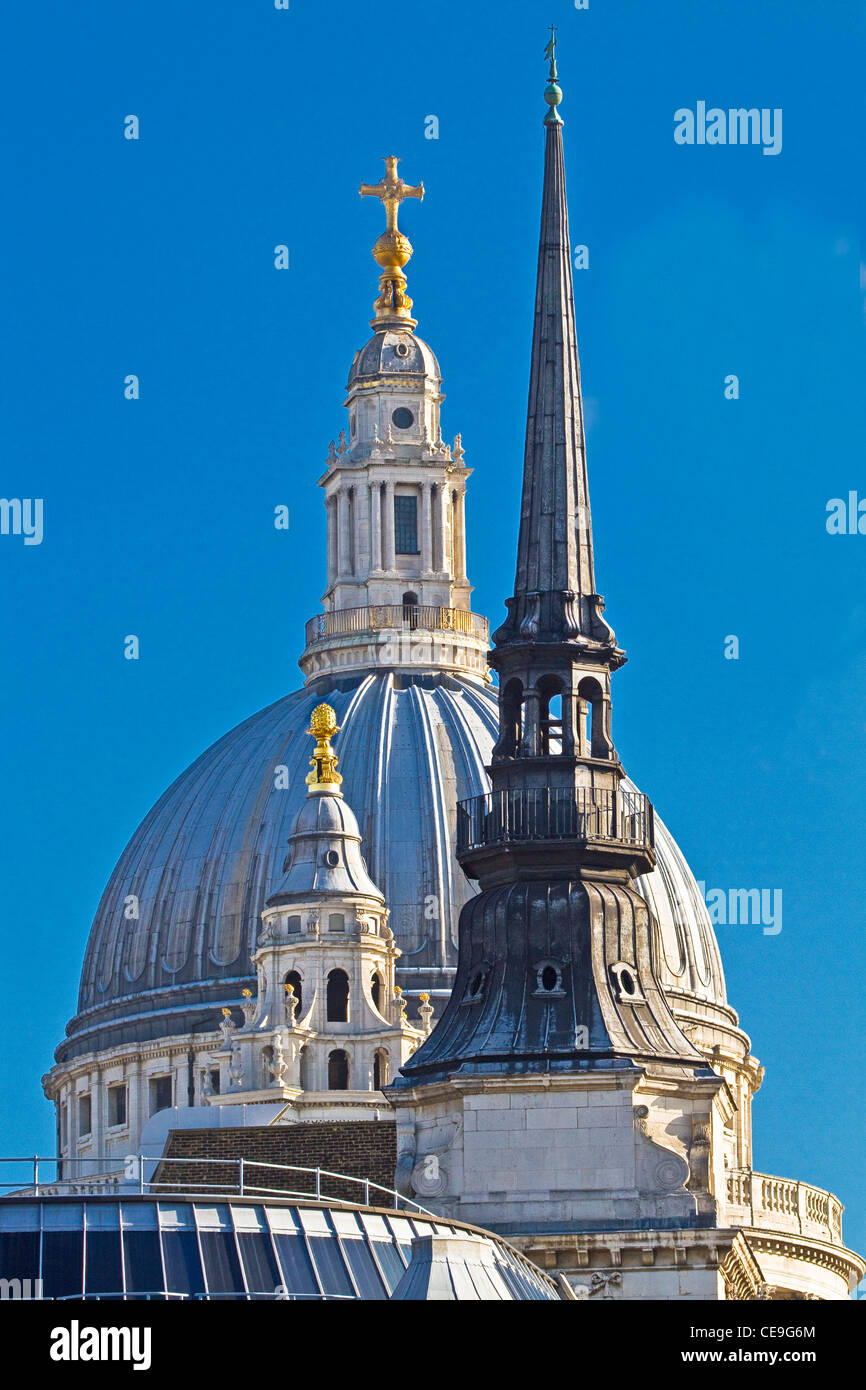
[359,156,424,329]
[306,702,343,793]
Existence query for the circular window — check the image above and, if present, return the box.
[394,341,410,359]
[392,407,414,430]
[350,415,357,437]
[325,850,340,868]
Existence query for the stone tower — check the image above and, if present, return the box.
[209,703,431,1117]
[299,157,488,686]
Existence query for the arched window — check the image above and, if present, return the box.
[326,968,350,1022]
[370,971,383,1011]
[373,1049,389,1090]
[402,591,419,629]
[495,678,523,759]
[299,1046,312,1090]
[537,676,565,756]
[260,1045,274,1089]
[328,1049,349,1090]
[577,676,605,758]
[284,971,303,1018]
[327,912,345,933]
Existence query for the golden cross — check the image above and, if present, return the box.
[359,156,424,234]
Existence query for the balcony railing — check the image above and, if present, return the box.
[724,1169,845,1246]
[0,1154,436,1215]
[304,604,489,647]
[456,786,654,854]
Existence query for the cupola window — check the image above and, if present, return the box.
[328,1050,349,1090]
[392,406,414,429]
[327,968,350,1022]
[284,971,303,1016]
[394,495,419,553]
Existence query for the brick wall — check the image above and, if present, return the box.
[154,1121,397,1205]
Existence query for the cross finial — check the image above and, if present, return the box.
[544,24,557,80]
[359,156,424,234]
[359,156,425,328]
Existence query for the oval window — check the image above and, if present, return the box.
[541,965,558,992]
[392,407,414,430]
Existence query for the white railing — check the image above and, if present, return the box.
[0,1154,436,1216]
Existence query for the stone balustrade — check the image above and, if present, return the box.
[724,1168,844,1245]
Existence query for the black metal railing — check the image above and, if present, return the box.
[456,786,654,854]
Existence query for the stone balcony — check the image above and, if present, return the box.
[300,603,490,683]
[724,1168,844,1246]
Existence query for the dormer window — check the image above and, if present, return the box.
[461,965,489,1005]
[532,959,566,997]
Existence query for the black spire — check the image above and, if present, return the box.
[494,38,617,655]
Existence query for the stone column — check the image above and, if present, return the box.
[369,482,382,572]
[127,1057,143,1155]
[421,481,433,574]
[455,488,467,581]
[437,483,451,576]
[337,487,350,577]
[521,689,541,758]
[383,481,396,572]
[326,496,338,583]
[90,1068,104,1176]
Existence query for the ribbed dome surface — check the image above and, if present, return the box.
[348,329,440,384]
[60,671,726,1063]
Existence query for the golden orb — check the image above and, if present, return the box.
[372,229,413,270]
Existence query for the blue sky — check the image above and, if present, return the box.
[1,1,864,1262]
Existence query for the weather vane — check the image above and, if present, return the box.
[543,24,563,125]
[544,24,557,80]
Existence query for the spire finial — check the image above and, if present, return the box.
[543,25,563,125]
[359,156,425,329]
[305,703,343,794]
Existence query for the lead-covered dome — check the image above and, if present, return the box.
[348,329,440,386]
[58,670,727,1065]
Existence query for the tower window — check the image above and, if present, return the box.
[107,1083,127,1128]
[328,911,345,932]
[394,495,419,554]
[285,971,303,1016]
[370,971,383,1010]
[328,1050,350,1090]
[373,1049,389,1089]
[149,1075,173,1115]
[392,406,414,429]
[327,968,350,1022]
[286,915,301,934]
[402,591,419,628]
[78,1094,91,1137]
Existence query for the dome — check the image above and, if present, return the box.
[59,670,726,1064]
[348,329,441,386]
[268,788,385,902]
